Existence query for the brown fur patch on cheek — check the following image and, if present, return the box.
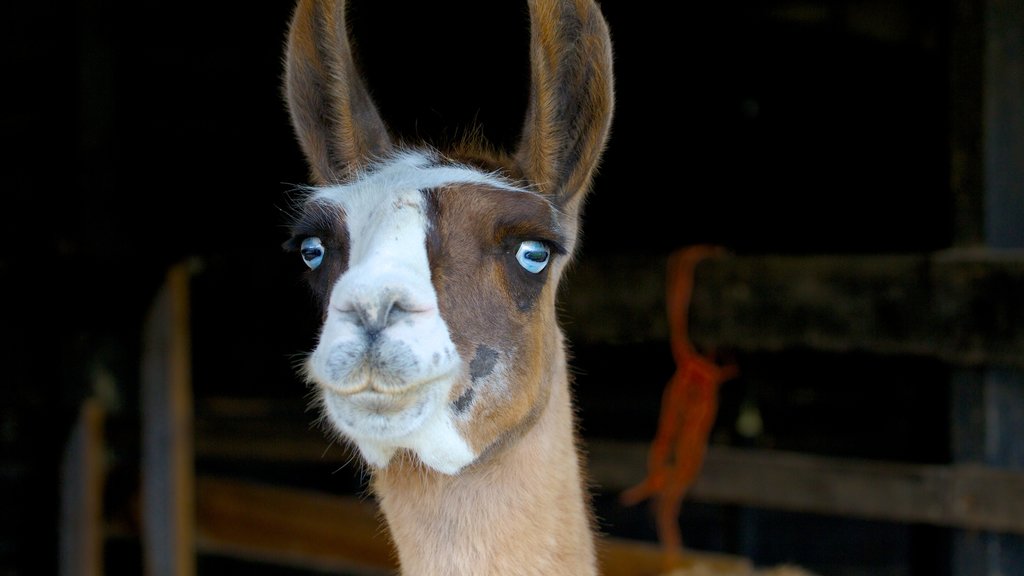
[470,346,500,381]
[452,291,562,457]
[451,345,499,415]
[460,316,554,458]
[427,186,561,454]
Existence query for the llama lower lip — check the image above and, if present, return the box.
[321,387,436,440]
[346,390,418,415]
[316,365,458,397]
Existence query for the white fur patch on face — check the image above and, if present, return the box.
[312,150,535,205]
[306,150,525,475]
[339,393,476,475]
[322,380,475,475]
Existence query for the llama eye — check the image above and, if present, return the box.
[515,240,550,273]
[300,237,324,270]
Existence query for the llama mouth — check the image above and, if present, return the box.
[340,389,420,416]
[314,365,459,397]
[319,375,453,441]
[310,337,460,396]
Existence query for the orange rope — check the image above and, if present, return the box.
[619,245,737,558]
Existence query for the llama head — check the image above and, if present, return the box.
[283,0,613,475]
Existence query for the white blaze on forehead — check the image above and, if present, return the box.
[311,149,538,210]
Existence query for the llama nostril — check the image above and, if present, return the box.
[351,294,408,337]
[332,279,432,337]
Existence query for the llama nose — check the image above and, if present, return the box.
[358,295,393,336]
[348,293,407,339]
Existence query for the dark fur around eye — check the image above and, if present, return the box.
[283,201,350,312]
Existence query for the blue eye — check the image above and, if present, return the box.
[300,237,324,270]
[515,240,550,273]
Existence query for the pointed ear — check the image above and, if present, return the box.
[284,0,392,184]
[515,0,614,218]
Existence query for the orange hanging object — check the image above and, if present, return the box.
[619,245,738,557]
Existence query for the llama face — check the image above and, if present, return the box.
[289,151,565,474]
[284,0,613,476]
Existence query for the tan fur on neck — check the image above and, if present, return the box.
[374,343,596,576]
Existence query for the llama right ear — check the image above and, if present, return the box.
[285,0,392,184]
[515,0,614,220]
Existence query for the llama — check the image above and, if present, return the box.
[282,0,613,573]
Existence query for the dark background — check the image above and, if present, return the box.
[2,1,955,574]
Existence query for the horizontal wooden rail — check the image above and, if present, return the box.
[193,476,753,576]
[560,249,1024,368]
[193,405,1024,536]
[195,476,395,575]
[589,440,1024,536]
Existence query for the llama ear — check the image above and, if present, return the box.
[285,0,392,184]
[515,0,614,217]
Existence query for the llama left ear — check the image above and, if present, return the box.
[284,0,392,184]
[515,0,615,224]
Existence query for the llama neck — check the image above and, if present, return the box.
[372,348,596,576]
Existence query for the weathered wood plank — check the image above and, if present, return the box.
[589,440,1024,536]
[561,251,670,345]
[141,263,195,576]
[981,0,1024,248]
[949,0,1024,571]
[689,250,1024,368]
[59,399,105,576]
[599,537,753,576]
[195,476,395,575]
[560,250,1024,368]
[192,411,1024,536]
[193,476,753,576]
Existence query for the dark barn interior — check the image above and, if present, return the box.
[3,1,1022,575]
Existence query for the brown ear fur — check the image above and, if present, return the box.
[515,0,614,218]
[285,0,392,184]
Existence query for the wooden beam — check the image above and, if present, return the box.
[193,476,753,576]
[688,251,1024,368]
[195,476,395,575]
[560,250,1024,369]
[598,537,753,576]
[191,410,1024,536]
[948,0,1024,572]
[560,251,669,346]
[141,263,195,576]
[981,0,1024,248]
[588,440,1024,536]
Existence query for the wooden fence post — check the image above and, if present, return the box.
[949,0,1024,572]
[59,399,105,576]
[141,263,196,576]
